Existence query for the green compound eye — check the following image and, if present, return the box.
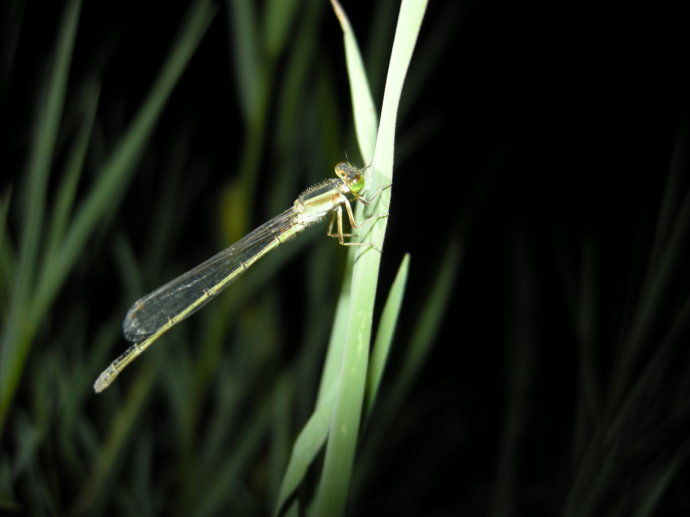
[334,162,365,193]
[349,174,365,193]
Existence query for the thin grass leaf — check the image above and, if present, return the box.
[0,0,81,434]
[280,263,353,512]
[270,374,293,501]
[314,2,427,515]
[632,448,688,517]
[190,226,319,400]
[329,0,378,163]
[298,222,342,387]
[57,314,121,457]
[264,0,303,59]
[315,260,353,405]
[140,130,193,275]
[226,0,275,240]
[126,426,155,516]
[309,0,370,466]
[648,118,687,269]
[393,240,458,404]
[114,234,145,304]
[613,187,690,403]
[12,412,43,478]
[194,391,272,517]
[275,378,340,516]
[564,288,690,514]
[43,81,100,270]
[160,338,196,460]
[31,0,217,334]
[0,190,14,300]
[606,295,690,445]
[610,122,690,404]
[313,69,345,167]
[366,253,409,413]
[72,363,157,515]
[491,228,537,517]
[190,299,280,482]
[228,0,264,125]
[2,6,219,482]
[193,358,244,483]
[269,0,322,215]
[0,0,26,89]
[354,238,462,495]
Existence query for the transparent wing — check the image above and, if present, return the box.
[123,207,297,342]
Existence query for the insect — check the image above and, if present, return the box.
[94,162,388,392]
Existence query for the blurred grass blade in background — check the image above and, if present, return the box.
[41,81,101,278]
[31,0,217,326]
[226,0,296,240]
[1,1,217,511]
[0,0,82,435]
[275,378,340,516]
[0,191,13,301]
[365,253,410,412]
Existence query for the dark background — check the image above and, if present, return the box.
[2,0,689,515]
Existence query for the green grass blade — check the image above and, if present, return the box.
[31,0,216,328]
[274,378,340,515]
[313,2,427,515]
[354,239,462,495]
[43,81,100,268]
[366,253,409,413]
[225,0,274,240]
[0,0,81,435]
[270,374,293,502]
[315,260,353,405]
[0,190,14,302]
[228,0,263,125]
[0,0,25,94]
[394,240,459,404]
[1,0,216,499]
[632,445,690,517]
[194,392,272,517]
[647,120,687,269]
[329,0,378,163]
[269,0,322,215]
[371,0,427,180]
[264,0,303,59]
[72,365,157,514]
[612,188,690,403]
